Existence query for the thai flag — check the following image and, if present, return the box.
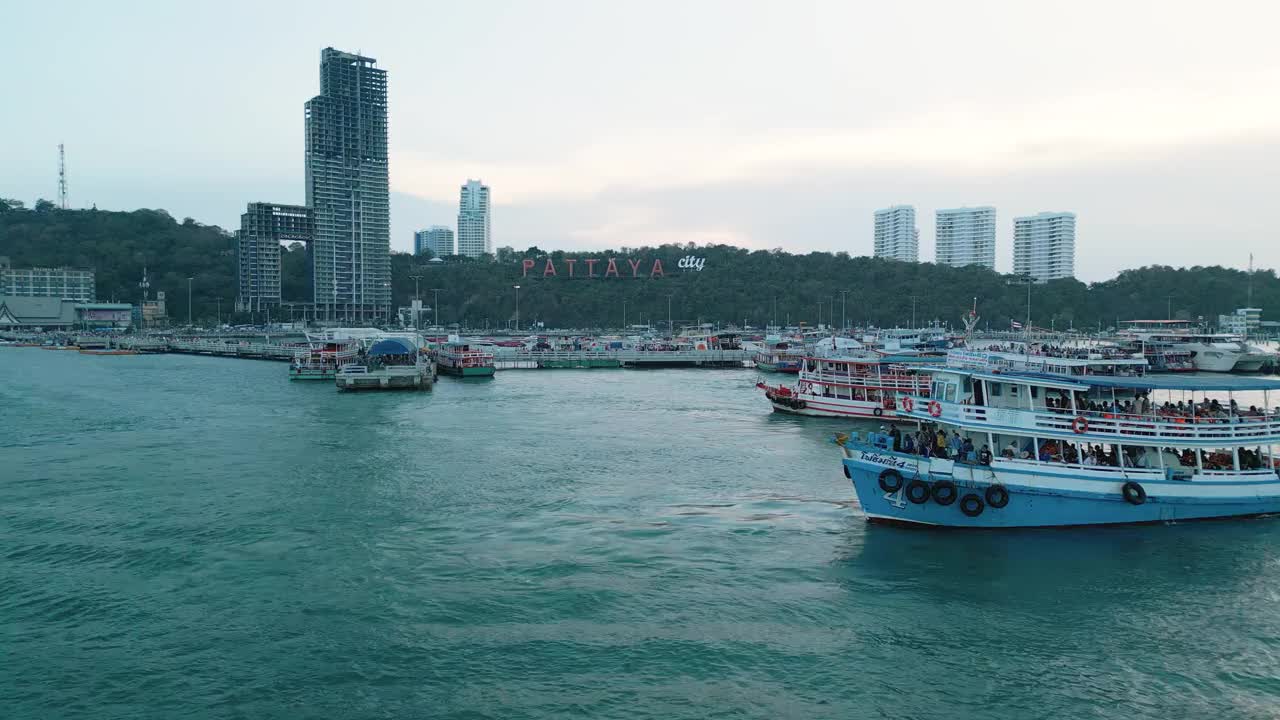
[1011,320,1023,329]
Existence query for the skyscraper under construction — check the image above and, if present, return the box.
[305,47,390,320]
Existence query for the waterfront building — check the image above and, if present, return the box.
[414,226,455,257]
[873,205,919,263]
[305,47,391,320]
[0,257,94,302]
[1219,307,1262,336]
[457,180,491,258]
[235,203,313,312]
[0,298,131,329]
[934,207,996,269]
[1012,211,1076,281]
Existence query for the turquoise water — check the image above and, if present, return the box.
[4,348,1280,719]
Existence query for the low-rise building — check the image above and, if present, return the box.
[0,257,95,301]
[0,298,132,329]
[1219,307,1262,335]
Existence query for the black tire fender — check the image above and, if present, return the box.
[931,479,958,506]
[985,484,1010,509]
[878,469,904,493]
[1122,481,1146,505]
[906,479,931,504]
[960,493,985,517]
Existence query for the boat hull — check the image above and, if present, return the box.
[842,444,1280,528]
[768,396,899,419]
[440,365,495,377]
[756,361,801,373]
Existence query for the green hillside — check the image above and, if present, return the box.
[1,201,1274,331]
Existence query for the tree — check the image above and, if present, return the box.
[33,198,56,212]
[0,198,24,213]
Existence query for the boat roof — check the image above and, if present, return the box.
[935,367,1280,392]
[1081,375,1280,392]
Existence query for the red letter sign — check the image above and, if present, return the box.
[565,258,577,277]
[650,258,665,278]
[585,258,599,277]
[522,259,535,277]
[604,258,620,278]
[543,258,557,277]
[627,258,642,277]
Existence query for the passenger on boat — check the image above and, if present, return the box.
[889,424,902,452]
[978,445,993,465]
[903,432,915,454]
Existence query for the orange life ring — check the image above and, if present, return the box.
[928,401,942,418]
[1072,415,1089,434]
[902,396,915,413]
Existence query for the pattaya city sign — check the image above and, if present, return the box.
[520,255,706,278]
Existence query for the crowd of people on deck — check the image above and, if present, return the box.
[1040,392,1276,422]
[980,343,1134,361]
[885,424,992,465]
[878,422,1273,473]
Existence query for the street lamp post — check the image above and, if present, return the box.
[622,298,627,330]
[513,285,521,333]
[410,274,422,329]
[667,295,673,338]
[187,276,193,327]
[839,290,848,331]
[215,296,222,326]
[431,288,443,331]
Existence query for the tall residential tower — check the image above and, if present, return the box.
[457,180,491,258]
[1013,212,1076,281]
[935,206,996,269]
[305,48,390,320]
[235,203,313,312]
[415,226,455,257]
[873,205,919,262]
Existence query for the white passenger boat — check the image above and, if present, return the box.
[758,354,930,419]
[1120,320,1268,372]
[837,347,1280,528]
[290,333,360,381]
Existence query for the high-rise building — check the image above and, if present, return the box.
[414,226,455,257]
[873,205,919,262]
[935,207,996,269]
[235,203,313,312]
[0,256,94,301]
[457,180,491,258]
[1013,212,1076,282]
[305,47,390,320]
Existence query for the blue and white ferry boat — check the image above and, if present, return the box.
[838,343,1280,527]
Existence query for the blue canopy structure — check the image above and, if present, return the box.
[367,337,417,356]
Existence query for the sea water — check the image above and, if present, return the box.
[4,348,1280,719]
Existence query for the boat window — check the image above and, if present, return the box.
[1030,386,1039,399]
[1010,385,1019,396]
[989,383,1002,397]
[945,383,957,403]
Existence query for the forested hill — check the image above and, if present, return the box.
[1,201,1276,330]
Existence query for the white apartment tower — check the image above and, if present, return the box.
[414,226,455,257]
[935,207,996,269]
[873,205,919,262]
[457,180,491,258]
[1013,212,1076,282]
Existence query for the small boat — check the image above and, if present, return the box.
[758,353,930,419]
[753,337,806,373]
[290,333,360,381]
[437,341,496,377]
[838,345,1280,528]
[78,348,137,356]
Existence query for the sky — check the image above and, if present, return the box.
[3,0,1279,281]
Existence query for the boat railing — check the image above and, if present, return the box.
[902,395,1280,444]
[802,370,926,391]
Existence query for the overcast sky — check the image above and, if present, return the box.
[4,0,1279,281]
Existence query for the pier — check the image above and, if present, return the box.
[492,349,750,370]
